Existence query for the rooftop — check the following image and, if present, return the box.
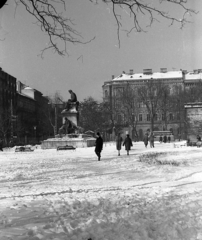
[112,70,183,81]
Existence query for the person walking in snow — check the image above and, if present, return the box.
[143,132,149,148]
[116,133,123,156]
[148,131,155,148]
[123,134,133,155]
[167,134,171,143]
[159,134,163,143]
[0,138,3,151]
[163,135,167,143]
[95,132,103,161]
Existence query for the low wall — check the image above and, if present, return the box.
[185,103,202,143]
[41,138,95,149]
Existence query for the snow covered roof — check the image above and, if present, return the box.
[185,71,202,81]
[24,86,35,91]
[17,92,36,101]
[112,71,183,81]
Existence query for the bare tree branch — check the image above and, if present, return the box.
[2,0,197,55]
[13,0,95,57]
[103,0,197,47]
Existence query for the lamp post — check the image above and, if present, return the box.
[34,126,37,143]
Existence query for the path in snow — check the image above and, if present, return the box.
[0,142,202,239]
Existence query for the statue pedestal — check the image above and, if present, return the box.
[41,102,97,150]
[61,104,78,127]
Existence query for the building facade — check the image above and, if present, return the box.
[102,68,202,140]
[0,68,17,143]
[0,67,52,145]
[0,68,17,112]
[185,102,202,143]
[16,81,51,144]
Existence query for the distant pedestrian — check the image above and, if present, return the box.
[0,138,3,151]
[123,134,133,155]
[143,133,149,148]
[197,135,201,142]
[148,131,155,148]
[167,134,171,143]
[95,132,103,161]
[159,134,163,143]
[116,133,123,156]
[163,135,167,143]
[196,135,202,148]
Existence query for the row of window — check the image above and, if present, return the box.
[104,85,183,98]
[116,113,180,123]
[138,113,180,122]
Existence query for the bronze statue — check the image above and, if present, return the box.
[58,117,78,136]
[65,90,79,111]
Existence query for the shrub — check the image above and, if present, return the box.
[138,152,187,166]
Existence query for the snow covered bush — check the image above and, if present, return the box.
[138,152,187,166]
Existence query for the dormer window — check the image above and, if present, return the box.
[105,90,108,98]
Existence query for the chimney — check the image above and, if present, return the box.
[143,69,152,75]
[112,75,115,79]
[160,68,167,73]
[17,81,21,93]
[129,69,133,75]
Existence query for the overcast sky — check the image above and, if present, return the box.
[0,0,202,102]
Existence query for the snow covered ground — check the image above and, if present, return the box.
[0,141,202,240]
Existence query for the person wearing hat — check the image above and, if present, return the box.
[95,132,103,161]
[123,134,133,155]
[116,132,123,156]
[0,138,3,151]
[148,131,155,148]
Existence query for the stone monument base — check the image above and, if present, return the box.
[41,134,95,149]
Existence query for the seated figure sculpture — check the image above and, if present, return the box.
[65,90,79,111]
[59,117,78,136]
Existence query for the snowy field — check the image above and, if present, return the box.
[1,141,202,240]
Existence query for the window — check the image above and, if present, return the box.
[139,114,143,122]
[169,113,173,121]
[115,100,121,109]
[147,114,150,121]
[176,113,180,120]
[105,90,108,98]
[154,114,158,121]
[162,114,165,121]
[117,114,122,123]
[115,87,123,97]
[138,102,144,108]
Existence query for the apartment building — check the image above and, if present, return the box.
[102,68,202,140]
[16,81,50,143]
[0,68,17,113]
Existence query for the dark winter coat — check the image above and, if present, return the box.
[148,133,155,142]
[163,135,167,143]
[123,136,133,151]
[0,139,3,148]
[95,136,103,152]
[116,136,123,150]
[197,135,201,141]
[143,134,149,145]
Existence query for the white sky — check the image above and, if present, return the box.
[0,1,202,101]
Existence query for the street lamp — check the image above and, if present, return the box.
[34,126,37,143]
